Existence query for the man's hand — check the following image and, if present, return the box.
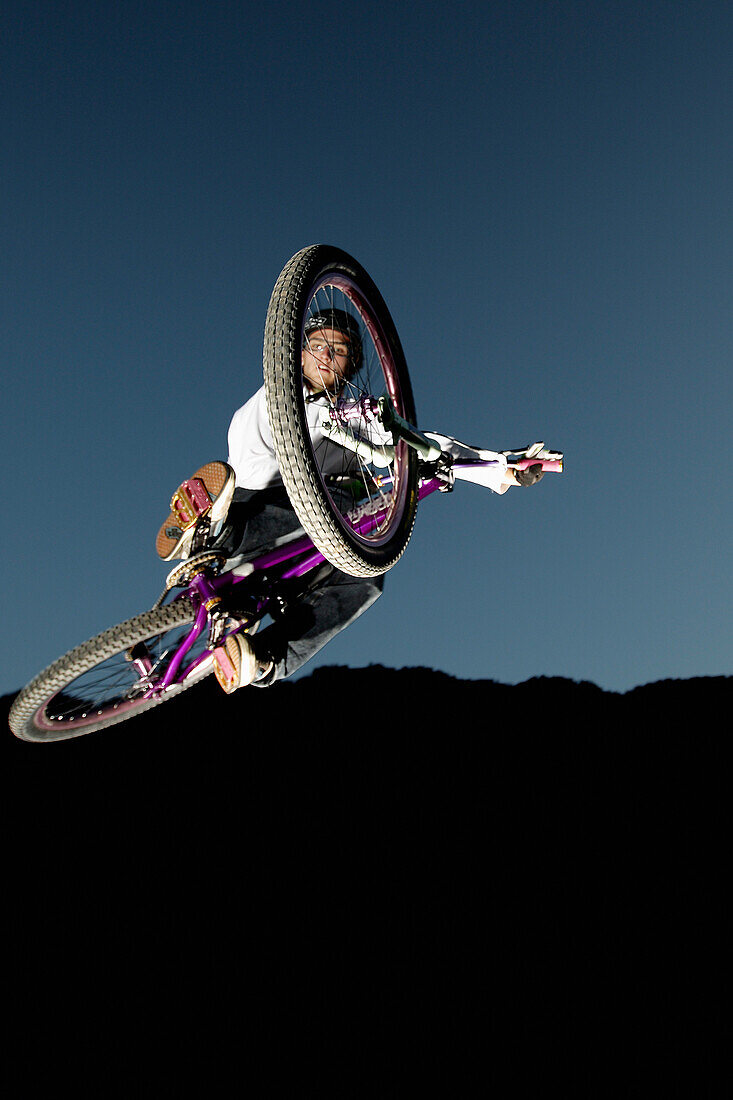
[513,463,545,487]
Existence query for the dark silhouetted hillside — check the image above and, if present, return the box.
[4,667,728,1084]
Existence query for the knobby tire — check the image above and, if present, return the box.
[9,598,207,742]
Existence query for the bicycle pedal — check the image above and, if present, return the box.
[156,461,235,561]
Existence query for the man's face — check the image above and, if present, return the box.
[302,327,351,393]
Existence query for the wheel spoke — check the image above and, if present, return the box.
[304,281,405,541]
[266,246,418,576]
[44,623,208,721]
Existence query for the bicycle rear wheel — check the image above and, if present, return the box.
[9,598,211,742]
[263,245,419,577]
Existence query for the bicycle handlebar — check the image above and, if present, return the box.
[508,456,563,473]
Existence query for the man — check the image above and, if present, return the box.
[210,308,544,693]
[212,309,385,692]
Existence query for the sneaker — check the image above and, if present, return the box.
[156,461,236,561]
[212,633,261,694]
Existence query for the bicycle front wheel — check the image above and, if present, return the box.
[9,598,211,742]
[263,245,419,577]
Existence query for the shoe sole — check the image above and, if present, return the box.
[156,461,236,561]
[212,635,241,694]
[212,632,259,695]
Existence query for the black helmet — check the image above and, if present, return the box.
[303,307,363,370]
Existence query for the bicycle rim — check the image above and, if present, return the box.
[264,245,419,576]
[9,600,212,742]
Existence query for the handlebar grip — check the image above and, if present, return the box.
[509,457,563,473]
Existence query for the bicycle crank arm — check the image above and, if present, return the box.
[377,397,443,461]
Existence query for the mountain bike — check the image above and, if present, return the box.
[9,245,563,742]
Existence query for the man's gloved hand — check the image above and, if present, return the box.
[514,463,545,487]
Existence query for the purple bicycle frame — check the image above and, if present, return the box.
[151,448,561,694]
[151,472,448,694]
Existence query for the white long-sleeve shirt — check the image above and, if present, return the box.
[227,385,368,490]
[227,384,509,495]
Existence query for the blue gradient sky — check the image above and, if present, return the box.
[3,0,731,696]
